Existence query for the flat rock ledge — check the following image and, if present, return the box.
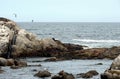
[0,17,120,60]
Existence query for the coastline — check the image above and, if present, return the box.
[0,17,120,79]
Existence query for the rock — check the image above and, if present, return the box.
[7,59,15,66]
[32,69,37,72]
[0,57,7,66]
[28,64,41,67]
[14,60,27,67]
[44,57,58,62]
[10,65,21,69]
[101,55,120,79]
[95,63,103,65]
[34,70,51,78]
[0,69,4,74]
[52,75,62,79]
[52,70,75,79]
[63,43,83,51]
[77,70,99,78]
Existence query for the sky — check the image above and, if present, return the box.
[1,0,120,22]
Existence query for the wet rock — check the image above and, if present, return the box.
[28,64,41,67]
[34,70,51,78]
[7,59,15,66]
[52,70,75,79]
[63,43,83,51]
[0,69,4,73]
[10,65,21,69]
[77,70,99,78]
[0,57,7,66]
[95,63,103,65]
[14,60,27,67]
[44,57,58,62]
[101,55,120,79]
[52,75,62,79]
[32,69,37,72]
[100,46,120,59]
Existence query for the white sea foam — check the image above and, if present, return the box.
[73,39,120,43]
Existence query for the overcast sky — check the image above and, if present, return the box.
[1,0,120,22]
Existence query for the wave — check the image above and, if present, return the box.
[73,39,120,43]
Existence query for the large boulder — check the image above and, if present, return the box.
[101,55,120,79]
[0,17,68,58]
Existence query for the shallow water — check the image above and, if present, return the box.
[0,58,113,79]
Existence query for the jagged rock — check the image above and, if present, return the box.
[101,55,120,79]
[0,17,68,58]
[34,70,51,78]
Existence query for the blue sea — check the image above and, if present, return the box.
[18,22,120,48]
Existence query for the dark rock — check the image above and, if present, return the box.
[34,70,51,78]
[95,63,103,65]
[63,43,83,51]
[28,64,41,67]
[32,69,37,72]
[7,59,15,66]
[77,70,99,78]
[44,57,57,62]
[10,65,21,69]
[52,75,62,79]
[52,70,75,79]
[14,60,27,67]
[0,69,4,74]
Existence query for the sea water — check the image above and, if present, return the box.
[0,58,112,79]
[18,22,120,48]
[0,22,117,79]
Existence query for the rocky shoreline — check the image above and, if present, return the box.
[0,17,120,79]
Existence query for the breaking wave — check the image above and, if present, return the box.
[73,39,120,43]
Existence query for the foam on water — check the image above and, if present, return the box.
[18,22,120,48]
[73,39,120,43]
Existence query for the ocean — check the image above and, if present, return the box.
[0,22,117,79]
[18,22,120,48]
